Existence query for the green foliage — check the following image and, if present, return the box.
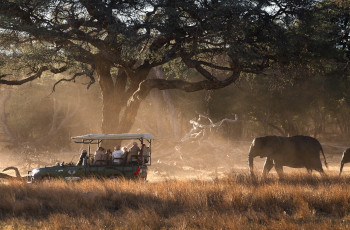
[0,0,340,81]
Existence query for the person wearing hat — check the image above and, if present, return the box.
[127,142,140,164]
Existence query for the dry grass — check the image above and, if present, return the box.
[0,173,350,229]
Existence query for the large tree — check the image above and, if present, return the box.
[0,0,334,134]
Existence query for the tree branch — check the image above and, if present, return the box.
[182,57,219,81]
[0,66,48,85]
[52,68,95,92]
[0,66,68,86]
[0,74,12,79]
[128,68,241,105]
[196,60,234,71]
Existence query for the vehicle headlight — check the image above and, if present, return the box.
[31,169,40,175]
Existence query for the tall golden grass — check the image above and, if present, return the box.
[0,173,350,229]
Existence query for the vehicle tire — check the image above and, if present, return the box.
[39,175,51,182]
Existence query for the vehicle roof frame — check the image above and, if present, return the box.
[71,133,153,166]
[71,133,154,142]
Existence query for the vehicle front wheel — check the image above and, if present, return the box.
[38,175,51,182]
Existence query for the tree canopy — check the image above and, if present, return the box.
[0,0,348,134]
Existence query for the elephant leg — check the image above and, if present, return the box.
[339,162,344,176]
[315,166,326,176]
[317,168,325,176]
[274,163,284,178]
[262,158,274,178]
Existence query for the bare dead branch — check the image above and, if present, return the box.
[0,172,16,180]
[181,114,238,142]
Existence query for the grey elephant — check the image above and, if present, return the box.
[339,148,350,175]
[248,135,328,178]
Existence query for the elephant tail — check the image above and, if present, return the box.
[320,146,328,168]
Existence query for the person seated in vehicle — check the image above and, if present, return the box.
[142,144,150,163]
[94,147,106,166]
[89,155,94,166]
[112,145,123,165]
[105,149,112,165]
[122,147,129,165]
[76,149,88,166]
[127,142,140,165]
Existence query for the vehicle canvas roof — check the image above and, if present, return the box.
[71,133,154,141]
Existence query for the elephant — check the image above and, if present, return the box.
[248,135,328,178]
[339,148,350,175]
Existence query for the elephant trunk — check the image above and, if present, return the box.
[248,151,255,177]
[339,161,344,176]
[320,147,328,168]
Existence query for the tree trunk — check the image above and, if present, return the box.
[95,59,119,134]
[0,86,16,143]
[150,88,165,136]
[154,67,180,139]
[163,91,180,139]
[94,58,151,149]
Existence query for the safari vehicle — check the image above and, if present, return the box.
[26,133,153,183]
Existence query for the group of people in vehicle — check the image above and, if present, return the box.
[76,141,150,166]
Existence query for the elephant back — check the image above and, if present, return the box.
[290,135,327,168]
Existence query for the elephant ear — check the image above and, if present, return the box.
[253,137,263,147]
[255,136,270,149]
[255,136,275,157]
[268,136,283,155]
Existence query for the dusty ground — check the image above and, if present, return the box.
[147,140,349,181]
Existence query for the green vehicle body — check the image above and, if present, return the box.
[27,133,152,183]
[27,164,147,182]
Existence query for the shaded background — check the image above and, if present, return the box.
[1,67,349,179]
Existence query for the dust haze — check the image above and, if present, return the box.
[0,75,350,180]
